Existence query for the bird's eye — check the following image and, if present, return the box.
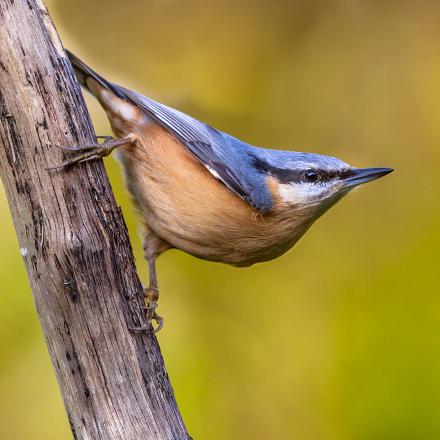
[304,169,319,183]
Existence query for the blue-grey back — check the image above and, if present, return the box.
[115,84,348,212]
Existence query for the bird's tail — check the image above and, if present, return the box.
[66,50,122,99]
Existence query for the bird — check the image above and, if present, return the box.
[60,50,392,332]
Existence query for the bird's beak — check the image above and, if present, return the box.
[343,167,393,188]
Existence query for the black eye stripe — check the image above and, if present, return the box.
[251,156,354,184]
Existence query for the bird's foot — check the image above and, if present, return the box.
[129,286,163,333]
[128,303,163,333]
[142,301,164,333]
[47,135,134,170]
[143,285,163,332]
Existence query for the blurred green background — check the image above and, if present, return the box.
[1,0,439,439]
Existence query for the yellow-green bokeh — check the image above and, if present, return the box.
[1,1,439,439]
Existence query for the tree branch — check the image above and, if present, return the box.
[0,1,190,438]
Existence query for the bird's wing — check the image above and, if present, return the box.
[66,50,272,210]
[113,84,273,212]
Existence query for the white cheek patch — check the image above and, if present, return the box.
[118,102,138,121]
[278,183,324,204]
[100,89,152,125]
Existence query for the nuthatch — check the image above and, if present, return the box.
[60,51,392,331]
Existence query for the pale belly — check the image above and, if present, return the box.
[114,123,307,266]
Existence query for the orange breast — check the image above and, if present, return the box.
[117,123,310,266]
[96,88,307,265]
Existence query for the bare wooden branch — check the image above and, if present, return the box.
[0,1,190,439]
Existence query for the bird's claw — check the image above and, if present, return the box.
[46,136,130,170]
[53,144,98,152]
[128,323,150,332]
[128,302,164,334]
[47,144,114,170]
[140,285,163,332]
[142,302,164,333]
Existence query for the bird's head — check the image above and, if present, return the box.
[257,152,392,219]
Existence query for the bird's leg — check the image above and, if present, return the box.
[143,255,163,332]
[129,255,163,333]
[48,135,136,169]
[130,226,171,333]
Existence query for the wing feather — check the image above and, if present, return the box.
[67,50,272,211]
[114,85,273,211]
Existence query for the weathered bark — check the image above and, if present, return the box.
[0,1,190,439]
